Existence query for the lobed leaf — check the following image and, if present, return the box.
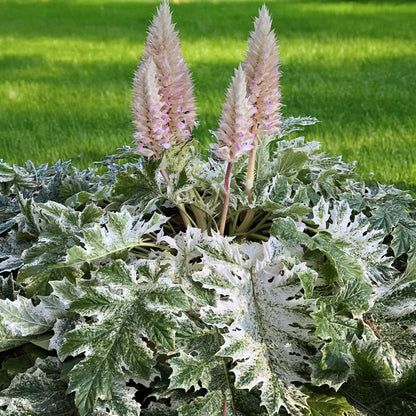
[195,235,316,415]
[60,260,189,415]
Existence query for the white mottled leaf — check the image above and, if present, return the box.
[0,357,75,415]
[0,323,29,353]
[169,352,212,392]
[93,379,141,415]
[0,295,63,337]
[311,199,393,285]
[59,260,189,416]
[178,391,225,416]
[66,210,167,265]
[195,235,316,415]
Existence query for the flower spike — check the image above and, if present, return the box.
[213,65,256,235]
[132,58,172,158]
[213,65,256,161]
[244,5,281,139]
[138,0,197,146]
[241,5,281,211]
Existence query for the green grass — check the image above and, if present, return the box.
[1,0,415,191]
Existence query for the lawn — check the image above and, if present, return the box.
[1,0,415,191]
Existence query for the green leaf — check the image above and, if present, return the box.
[274,148,308,177]
[16,202,103,296]
[111,158,164,213]
[369,203,407,234]
[60,260,189,415]
[169,352,213,392]
[391,221,416,257]
[279,116,320,137]
[341,338,416,416]
[65,210,167,265]
[65,186,110,208]
[0,219,15,236]
[368,259,416,359]
[271,216,304,248]
[0,357,75,415]
[0,162,34,193]
[196,236,315,415]
[93,380,142,415]
[0,324,29,353]
[0,275,15,301]
[298,269,316,299]
[0,162,17,183]
[310,279,370,389]
[0,354,34,390]
[301,387,354,416]
[0,256,23,274]
[0,295,63,338]
[16,197,41,238]
[178,391,225,416]
[273,209,376,303]
[311,199,393,285]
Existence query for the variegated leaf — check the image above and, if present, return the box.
[59,260,189,415]
[195,235,317,415]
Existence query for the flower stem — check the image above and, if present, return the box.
[191,206,207,231]
[219,162,233,236]
[222,396,227,416]
[246,147,256,203]
[161,168,191,228]
[239,123,259,233]
[245,123,258,202]
[160,168,171,185]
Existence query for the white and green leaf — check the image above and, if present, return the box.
[195,235,316,415]
[59,260,189,415]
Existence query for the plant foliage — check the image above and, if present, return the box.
[1,2,415,416]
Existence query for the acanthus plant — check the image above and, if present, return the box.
[0,1,415,415]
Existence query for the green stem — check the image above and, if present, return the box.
[246,232,269,241]
[138,242,172,251]
[189,190,208,232]
[245,121,258,203]
[304,225,318,234]
[220,162,233,236]
[157,208,176,235]
[246,147,256,203]
[235,208,256,234]
[235,210,271,236]
[177,203,197,228]
[247,213,271,234]
[229,208,240,235]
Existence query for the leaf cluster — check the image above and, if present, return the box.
[1,119,416,415]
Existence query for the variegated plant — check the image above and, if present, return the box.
[0,2,415,416]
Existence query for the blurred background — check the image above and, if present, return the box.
[0,0,415,191]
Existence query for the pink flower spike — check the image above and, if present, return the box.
[212,65,256,161]
[243,5,281,140]
[138,0,197,146]
[131,58,172,158]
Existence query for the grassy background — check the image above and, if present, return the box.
[1,0,415,191]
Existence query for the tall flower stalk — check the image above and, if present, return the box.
[132,0,197,228]
[213,66,256,235]
[243,5,281,201]
[235,5,282,234]
[138,0,196,147]
[132,0,196,155]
